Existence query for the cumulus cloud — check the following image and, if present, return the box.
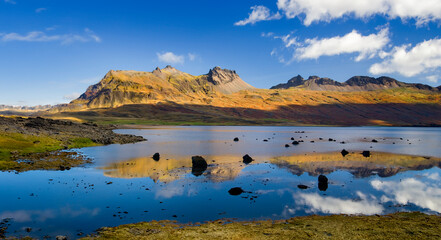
[295,191,384,215]
[426,75,439,83]
[271,27,389,63]
[235,5,281,26]
[371,177,441,213]
[369,38,441,77]
[0,28,101,44]
[157,52,186,64]
[276,0,441,26]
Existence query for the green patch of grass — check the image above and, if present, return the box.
[68,137,100,149]
[82,212,441,240]
[0,132,63,160]
[0,132,97,171]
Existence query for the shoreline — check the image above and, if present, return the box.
[80,212,441,240]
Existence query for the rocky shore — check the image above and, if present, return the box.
[0,116,145,171]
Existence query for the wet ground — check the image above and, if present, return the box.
[0,126,440,239]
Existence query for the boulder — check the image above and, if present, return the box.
[297,184,309,189]
[233,137,239,142]
[243,154,254,164]
[152,153,160,161]
[341,149,349,157]
[228,187,244,196]
[362,151,371,157]
[191,156,207,176]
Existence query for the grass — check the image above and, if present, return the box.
[82,212,441,240]
[0,131,97,171]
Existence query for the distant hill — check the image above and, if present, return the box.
[271,75,440,92]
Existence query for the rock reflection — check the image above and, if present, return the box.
[371,176,441,213]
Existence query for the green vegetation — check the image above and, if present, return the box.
[0,131,96,171]
[82,212,441,240]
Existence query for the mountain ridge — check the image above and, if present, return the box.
[271,75,440,92]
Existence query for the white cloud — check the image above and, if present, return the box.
[275,33,299,48]
[426,75,439,83]
[284,27,389,62]
[371,177,441,213]
[235,5,281,26]
[295,191,384,215]
[276,0,441,26]
[157,52,185,64]
[188,53,196,61]
[63,92,81,101]
[369,38,441,77]
[0,28,101,44]
[35,8,46,13]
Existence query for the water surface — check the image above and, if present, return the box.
[1,126,440,239]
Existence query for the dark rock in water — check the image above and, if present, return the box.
[228,187,244,195]
[372,139,378,143]
[318,181,328,191]
[328,138,334,141]
[59,166,66,171]
[318,175,329,191]
[152,153,160,161]
[243,154,254,164]
[285,144,290,148]
[292,141,299,145]
[297,184,309,189]
[362,151,371,157]
[233,137,239,142]
[291,137,295,140]
[318,174,328,184]
[191,156,207,176]
[341,149,349,157]
[263,139,268,142]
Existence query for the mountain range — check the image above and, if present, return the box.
[23,66,441,126]
[271,75,441,92]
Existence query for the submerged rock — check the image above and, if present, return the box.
[152,153,160,161]
[234,137,239,142]
[228,187,244,196]
[191,156,207,176]
[243,154,254,164]
[297,184,309,189]
[292,141,299,145]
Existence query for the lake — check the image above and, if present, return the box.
[1,126,440,239]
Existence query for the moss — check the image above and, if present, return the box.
[68,137,100,149]
[82,212,441,240]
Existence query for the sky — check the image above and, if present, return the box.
[1,0,441,106]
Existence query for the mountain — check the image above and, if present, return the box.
[65,66,254,109]
[47,67,441,126]
[271,75,440,92]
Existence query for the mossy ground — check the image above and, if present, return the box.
[0,131,97,171]
[82,212,441,240]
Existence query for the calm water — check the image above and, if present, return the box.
[1,126,441,239]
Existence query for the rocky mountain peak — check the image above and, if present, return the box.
[207,66,240,85]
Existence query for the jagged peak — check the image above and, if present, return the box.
[207,66,240,85]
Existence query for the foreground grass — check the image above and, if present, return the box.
[82,212,441,240]
[0,131,97,171]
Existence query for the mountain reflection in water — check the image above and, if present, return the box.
[101,151,441,182]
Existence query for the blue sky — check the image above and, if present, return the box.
[1,0,441,106]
